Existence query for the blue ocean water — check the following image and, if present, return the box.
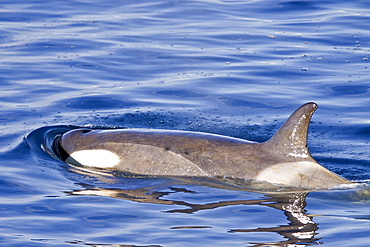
[0,0,369,246]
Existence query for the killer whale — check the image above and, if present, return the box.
[55,102,350,189]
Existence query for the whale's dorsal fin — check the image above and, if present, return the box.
[265,102,318,159]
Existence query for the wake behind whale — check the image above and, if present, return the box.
[52,102,350,189]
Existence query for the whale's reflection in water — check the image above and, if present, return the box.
[233,192,320,247]
[67,173,321,247]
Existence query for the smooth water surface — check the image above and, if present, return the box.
[0,0,369,246]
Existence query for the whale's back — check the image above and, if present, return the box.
[57,103,351,189]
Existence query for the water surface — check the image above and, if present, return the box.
[0,0,369,246]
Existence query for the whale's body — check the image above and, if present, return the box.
[56,102,350,189]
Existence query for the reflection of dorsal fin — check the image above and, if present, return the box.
[266,102,318,159]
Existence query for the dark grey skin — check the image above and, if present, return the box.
[58,102,350,189]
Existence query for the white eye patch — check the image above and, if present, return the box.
[70,150,120,168]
